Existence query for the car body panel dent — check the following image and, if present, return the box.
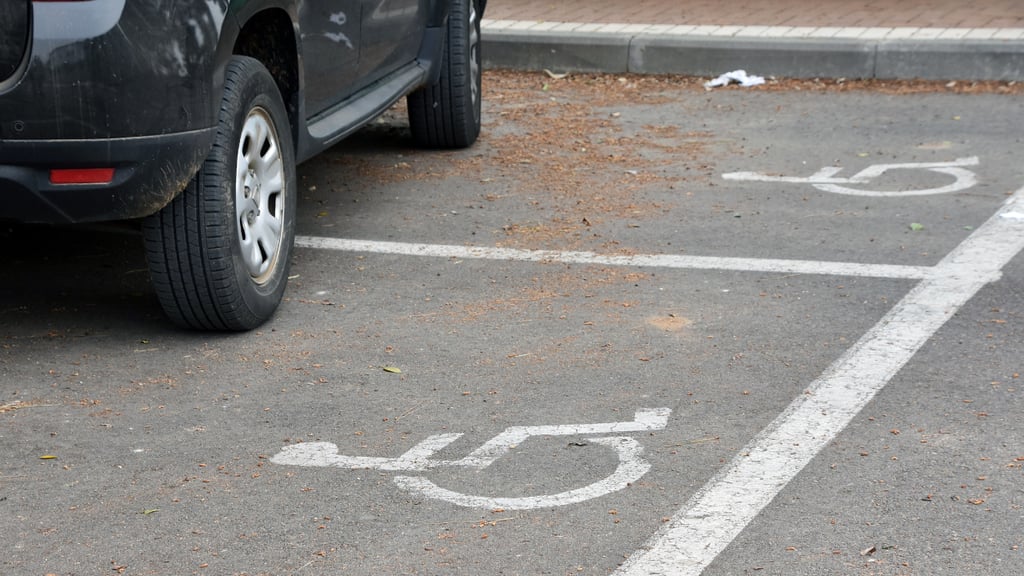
[297,0,362,116]
[358,0,427,87]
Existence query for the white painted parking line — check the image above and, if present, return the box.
[295,237,933,280]
[294,183,1024,572]
[615,186,1024,576]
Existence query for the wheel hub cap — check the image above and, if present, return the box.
[235,107,285,285]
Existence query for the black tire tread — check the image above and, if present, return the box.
[408,0,480,149]
[143,56,291,331]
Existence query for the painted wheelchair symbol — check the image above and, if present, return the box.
[722,156,979,197]
[270,408,671,510]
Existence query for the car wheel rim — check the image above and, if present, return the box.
[235,106,286,285]
[469,1,480,115]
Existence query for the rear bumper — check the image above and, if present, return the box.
[0,128,214,223]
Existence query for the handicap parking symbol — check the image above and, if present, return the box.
[270,408,671,510]
[723,156,979,197]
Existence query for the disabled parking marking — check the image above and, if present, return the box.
[723,156,979,196]
[393,436,651,510]
[271,409,671,510]
[294,181,1024,572]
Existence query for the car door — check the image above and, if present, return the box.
[299,0,362,117]
[357,0,427,86]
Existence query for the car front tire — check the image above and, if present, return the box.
[143,55,296,331]
[407,0,482,149]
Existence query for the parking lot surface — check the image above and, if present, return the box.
[2,72,1023,575]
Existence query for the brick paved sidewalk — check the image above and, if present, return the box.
[485,0,1024,29]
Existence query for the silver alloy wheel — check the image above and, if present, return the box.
[235,106,285,284]
[469,1,480,112]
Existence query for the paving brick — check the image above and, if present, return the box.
[482,0,1024,82]
[485,0,1024,29]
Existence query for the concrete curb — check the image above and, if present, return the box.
[483,29,1024,81]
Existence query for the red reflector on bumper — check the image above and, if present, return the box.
[49,168,115,185]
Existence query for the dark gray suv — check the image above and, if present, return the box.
[0,0,484,330]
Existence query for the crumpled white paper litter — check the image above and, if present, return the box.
[704,69,765,89]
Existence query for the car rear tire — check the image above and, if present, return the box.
[143,55,296,331]
[407,0,482,149]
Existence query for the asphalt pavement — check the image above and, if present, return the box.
[3,72,1023,575]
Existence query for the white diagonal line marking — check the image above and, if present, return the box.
[614,187,1024,575]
